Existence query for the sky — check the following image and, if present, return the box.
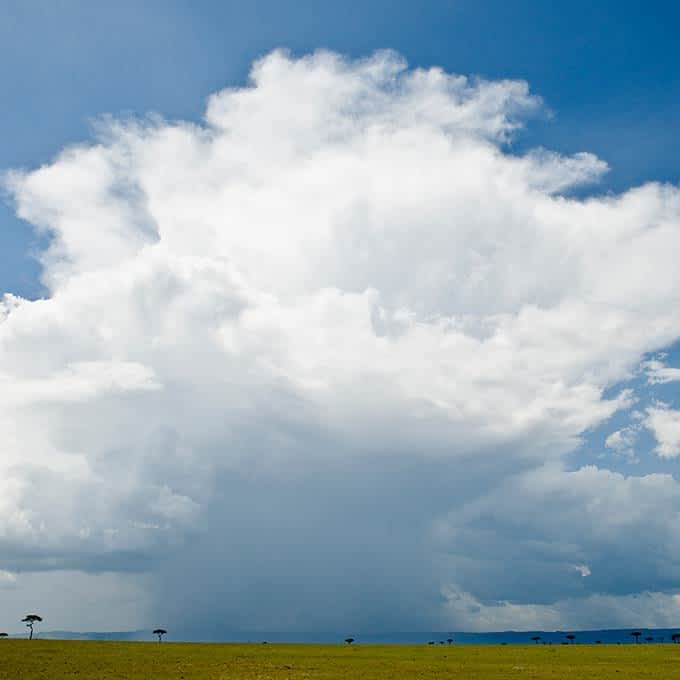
[2,0,680,637]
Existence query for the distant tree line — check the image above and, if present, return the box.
[523,630,680,645]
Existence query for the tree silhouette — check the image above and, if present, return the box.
[0,633,8,638]
[531,636,541,644]
[153,628,167,643]
[447,638,453,645]
[565,634,575,644]
[645,636,653,643]
[595,640,602,644]
[631,631,641,644]
[673,633,680,644]
[344,638,354,645]
[22,615,42,640]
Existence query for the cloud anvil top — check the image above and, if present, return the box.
[3,49,680,634]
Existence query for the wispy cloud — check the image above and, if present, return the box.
[643,358,680,385]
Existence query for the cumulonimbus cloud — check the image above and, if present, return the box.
[3,49,680,632]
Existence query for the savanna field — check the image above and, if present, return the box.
[2,641,680,679]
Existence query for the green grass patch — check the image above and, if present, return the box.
[3,640,680,679]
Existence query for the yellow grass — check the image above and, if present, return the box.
[3,640,680,679]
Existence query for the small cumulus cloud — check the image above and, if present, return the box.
[605,425,641,463]
[645,403,680,458]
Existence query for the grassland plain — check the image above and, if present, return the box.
[3,640,680,679]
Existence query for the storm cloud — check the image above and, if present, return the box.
[3,50,680,634]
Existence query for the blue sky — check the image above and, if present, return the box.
[3,1,680,298]
[3,1,680,636]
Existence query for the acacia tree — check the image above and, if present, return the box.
[672,633,680,644]
[153,629,167,643]
[565,634,575,644]
[22,615,42,640]
[531,636,541,644]
[631,631,641,644]
[447,638,453,645]
[0,633,8,638]
[344,637,355,645]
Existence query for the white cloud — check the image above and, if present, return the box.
[605,424,640,462]
[605,430,630,450]
[643,358,680,384]
[645,404,680,458]
[3,49,680,632]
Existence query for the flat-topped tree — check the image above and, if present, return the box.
[673,633,680,644]
[22,615,42,640]
[531,636,541,644]
[0,633,8,638]
[565,634,575,644]
[153,628,167,643]
[344,637,354,645]
[631,631,642,644]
